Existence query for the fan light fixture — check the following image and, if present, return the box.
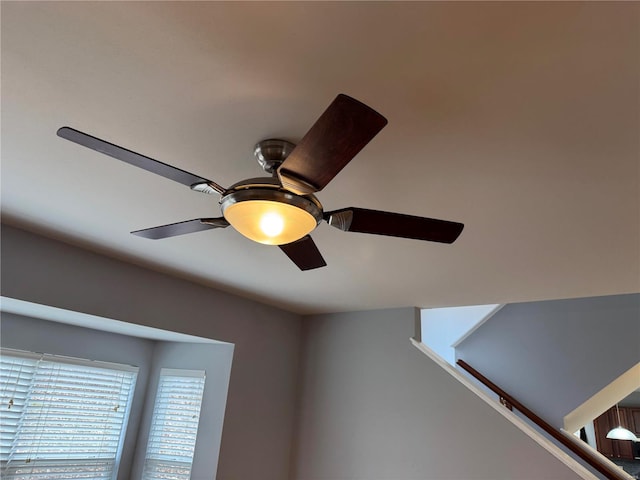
[606,404,638,441]
[220,188,323,245]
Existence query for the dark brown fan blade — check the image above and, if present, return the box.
[57,127,225,194]
[324,208,464,244]
[131,218,229,239]
[277,94,387,195]
[279,235,327,271]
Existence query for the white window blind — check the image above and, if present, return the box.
[0,349,137,480]
[142,369,206,480]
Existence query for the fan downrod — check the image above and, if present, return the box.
[254,139,296,175]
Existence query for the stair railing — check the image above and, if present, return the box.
[456,359,633,480]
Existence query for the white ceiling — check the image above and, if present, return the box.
[2,2,638,314]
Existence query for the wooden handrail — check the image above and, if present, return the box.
[456,359,631,480]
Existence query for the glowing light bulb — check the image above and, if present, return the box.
[221,190,322,245]
[260,212,284,237]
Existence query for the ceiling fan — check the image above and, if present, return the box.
[57,94,464,271]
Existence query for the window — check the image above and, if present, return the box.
[142,369,206,480]
[0,348,137,480]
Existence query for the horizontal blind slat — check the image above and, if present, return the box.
[142,458,192,480]
[2,459,115,479]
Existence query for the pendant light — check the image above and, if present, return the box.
[606,404,639,441]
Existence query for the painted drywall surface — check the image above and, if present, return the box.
[130,341,234,480]
[1,296,229,343]
[564,362,640,434]
[0,225,302,480]
[0,312,154,480]
[620,391,640,407]
[456,294,640,429]
[421,304,499,364]
[292,307,584,480]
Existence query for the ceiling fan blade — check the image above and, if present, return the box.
[277,94,387,195]
[279,235,327,271]
[324,207,464,244]
[57,127,225,194]
[131,218,229,239]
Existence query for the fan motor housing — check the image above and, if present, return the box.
[254,139,296,174]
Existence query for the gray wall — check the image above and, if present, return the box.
[0,312,155,480]
[456,294,640,428]
[620,391,640,408]
[131,341,234,480]
[1,224,302,480]
[291,307,584,480]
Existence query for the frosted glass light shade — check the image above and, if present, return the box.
[224,199,318,245]
[606,426,638,441]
